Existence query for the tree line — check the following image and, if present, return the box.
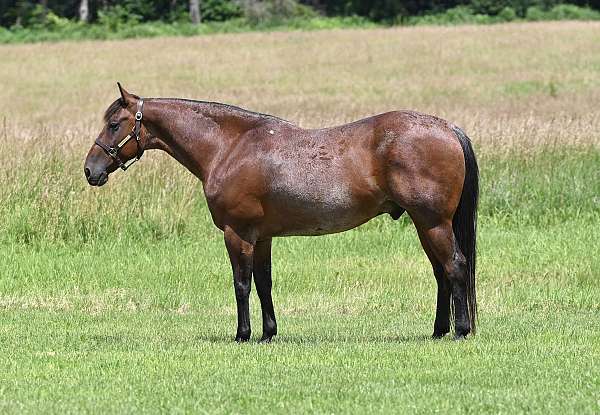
[1,0,599,28]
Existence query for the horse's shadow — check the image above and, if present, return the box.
[193,333,434,345]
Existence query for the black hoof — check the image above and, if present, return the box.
[235,332,251,342]
[432,332,447,339]
[259,336,273,344]
[454,326,471,340]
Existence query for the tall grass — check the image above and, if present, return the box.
[1,145,597,246]
[1,21,598,246]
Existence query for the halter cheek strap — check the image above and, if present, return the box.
[94,99,145,171]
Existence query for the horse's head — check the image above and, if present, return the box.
[84,83,147,186]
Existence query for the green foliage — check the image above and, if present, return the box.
[527,5,550,19]
[548,3,600,18]
[202,0,243,22]
[20,6,73,30]
[527,3,600,20]
[498,6,518,20]
[97,5,141,30]
[407,6,495,25]
[3,0,600,30]
[240,0,318,25]
[469,0,513,15]
[0,15,377,44]
[407,3,600,25]
[1,1,600,43]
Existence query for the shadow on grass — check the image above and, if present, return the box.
[273,333,435,344]
[192,333,435,345]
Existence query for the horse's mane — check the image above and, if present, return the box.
[167,98,292,124]
[103,95,291,125]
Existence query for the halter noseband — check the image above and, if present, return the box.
[94,99,145,171]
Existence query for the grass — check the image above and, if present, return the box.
[0,22,599,413]
[1,219,599,413]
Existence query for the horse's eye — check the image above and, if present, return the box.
[109,122,119,132]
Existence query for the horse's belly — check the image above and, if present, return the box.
[266,179,381,236]
[275,214,374,236]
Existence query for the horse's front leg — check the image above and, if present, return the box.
[224,226,255,342]
[253,238,277,343]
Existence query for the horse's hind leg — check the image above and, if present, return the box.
[415,227,451,338]
[412,217,471,339]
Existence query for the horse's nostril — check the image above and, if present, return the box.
[84,167,91,178]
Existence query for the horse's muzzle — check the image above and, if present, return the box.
[85,167,108,186]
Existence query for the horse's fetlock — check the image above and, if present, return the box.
[263,319,277,336]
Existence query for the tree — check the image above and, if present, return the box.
[79,0,89,22]
[39,0,48,18]
[190,0,201,24]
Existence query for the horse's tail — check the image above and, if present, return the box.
[452,126,479,333]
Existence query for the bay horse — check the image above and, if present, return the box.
[84,84,478,342]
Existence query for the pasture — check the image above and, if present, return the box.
[1,21,599,413]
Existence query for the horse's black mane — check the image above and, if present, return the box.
[103,96,290,124]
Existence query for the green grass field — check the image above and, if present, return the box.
[1,22,599,413]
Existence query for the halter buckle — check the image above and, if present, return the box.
[135,111,143,121]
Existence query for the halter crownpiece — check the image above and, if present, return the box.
[94,98,145,171]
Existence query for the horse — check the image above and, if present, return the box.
[84,83,479,342]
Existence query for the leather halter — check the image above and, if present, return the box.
[94,99,145,171]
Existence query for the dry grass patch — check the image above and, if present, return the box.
[0,21,599,154]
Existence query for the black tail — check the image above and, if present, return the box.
[452,126,479,333]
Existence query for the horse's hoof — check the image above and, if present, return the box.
[259,334,276,344]
[432,332,447,339]
[453,334,468,341]
[235,333,251,342]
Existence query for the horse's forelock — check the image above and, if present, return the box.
[103,98,126,122]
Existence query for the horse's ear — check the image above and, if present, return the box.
[117,82,135,107]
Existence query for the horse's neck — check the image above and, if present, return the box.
[144,99,255,181]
